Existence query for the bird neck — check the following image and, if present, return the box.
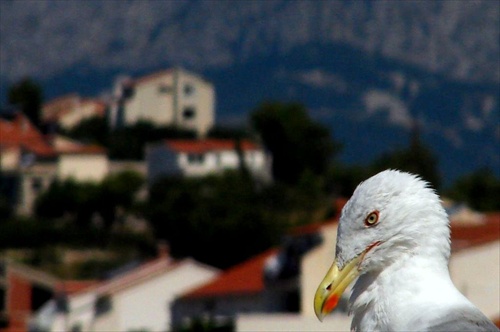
[350,252,466,331]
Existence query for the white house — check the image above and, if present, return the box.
[146,139,272,183]
[111,68,215,136]
[171,200,500,331]
[32,256,219,332]
[0,112,108,215]
[42,93,106,130]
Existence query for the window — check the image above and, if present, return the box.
[187,154,204,164]
[158,84,172,94]
[94,295,112,316]
[184,84,195,97]
[183,107,196,120]
[31,177,43,192]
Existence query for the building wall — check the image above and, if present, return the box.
[5,273,31,332]
[236,313,351,332]
[124,73,175,126]
[147,143,271,183]
[300,223,341,317]
[0,148,20,171]
[17,169,56,216]
[174,69,215,137]
[172,294,266,329]
[449,241,500,319]
[59,101,103,130]
[146,145,181,184]
[57,154,109,182]
[123,69,214,137]
[93,261,218,332]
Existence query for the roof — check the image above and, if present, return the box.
[182,248,279,299]
[451,212,500,252]
[0,112,56,157]
[70,257,216,297]
[42,94,106,122]
[53,135,106,155]
[164,139,260,154]
[57,280,99,295]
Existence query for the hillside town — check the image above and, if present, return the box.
[1,68,499,332]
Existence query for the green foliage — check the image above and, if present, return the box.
[147,169,331,269]
[108,121,196,160]
[370,131,441,190]
[0,193,13,220]
[251,101,340,184]
[446,168,500,211]
[62,115,110,146]
[34,171,144,228]
[7,77,43,127]
[147,172,283,268]
[326,164,372,198]
[207,126,250,140]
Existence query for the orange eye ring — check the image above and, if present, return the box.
[365,210,379,227]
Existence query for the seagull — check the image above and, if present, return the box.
[314,170,499,331]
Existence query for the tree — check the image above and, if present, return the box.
[446,168,500,211]
[147,172,286,269]
[108,121,196,160]
[251,102,340,184]
[35,171,144,228]
[63,115,109,146]
[371,126,441,189]
[8,77,43,128]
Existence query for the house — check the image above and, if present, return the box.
[172,200,500,331]
[42,94,106,130]
[110,68,215,136]
[170,222,344,331]
[0,259,60,332]
[31,254,219,332]
[146,139,272,183]
[0,111,108,215]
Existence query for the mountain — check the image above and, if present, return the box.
[1,0,498,185]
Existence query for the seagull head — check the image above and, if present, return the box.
[314,169,450,321]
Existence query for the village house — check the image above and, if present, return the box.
[41,94,106,130]
[31,249,219,332]
[0,259,60,332]
[146,138,272,184]
[110,68,215,136]
[171,200,500,331]
[0,111,108,215]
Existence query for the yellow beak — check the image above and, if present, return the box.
[313,256,362,321]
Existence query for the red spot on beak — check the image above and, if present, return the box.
[324,294,339,313]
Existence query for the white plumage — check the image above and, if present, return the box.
[314,169,498,331]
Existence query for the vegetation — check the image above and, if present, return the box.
[445,168,500,211]
[7,77,43,128]
[2,78,498,276]
[251,101,341,185]
[147,170,329,269]
[34,170,144,229]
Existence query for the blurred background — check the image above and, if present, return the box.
[0,1,499,331]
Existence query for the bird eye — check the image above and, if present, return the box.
[364,211,379,227]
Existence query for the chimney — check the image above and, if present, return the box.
[157,240,170,259]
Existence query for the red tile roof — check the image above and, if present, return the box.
[183,248,278,299]
[165,139,260,154]
[57,280,99,295]
[451,212,500,252]
[0,112,56,157]
[43,94,106,122]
